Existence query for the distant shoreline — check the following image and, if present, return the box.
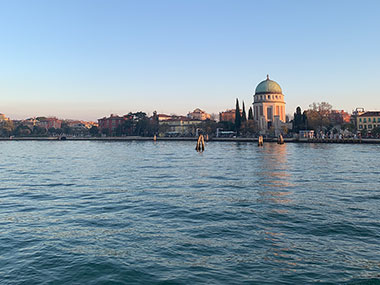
[0,136,380,144]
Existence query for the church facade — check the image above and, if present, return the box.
[253,75,286,134]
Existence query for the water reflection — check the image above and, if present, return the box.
[255,144,299,271]
[257,143,293,204]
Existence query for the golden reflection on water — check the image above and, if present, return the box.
[257,143,294,204]
[257,144,300,270]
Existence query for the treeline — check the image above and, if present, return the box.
[100,112,159,137]
[292,102,376,136]
[0,120,94,137]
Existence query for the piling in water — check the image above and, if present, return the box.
[277,134,284,144]
[196,134,205,152]
[258,136,264,146]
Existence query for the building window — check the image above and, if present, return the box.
[363,118,367,123]
[364,125,367,129]
[368,118,371,122]
[378,118,380,123]
[368,124,373,129]
[359,125,363,129]
[359,118,362,122]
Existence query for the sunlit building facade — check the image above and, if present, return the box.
[253,75,286,133]
[357,111,380,132]
[187,108,211,121]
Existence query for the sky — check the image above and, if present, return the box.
[0,0,379,121]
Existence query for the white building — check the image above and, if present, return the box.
[253,75,286,134]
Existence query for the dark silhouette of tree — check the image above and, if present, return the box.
[248,106,254,120]
[0,120,14,136]
[241,101,247,122]
[14,124,31,136]
[371,126,380,138]
[32,125,47,136]
[61,122,73,135]
[293,106,307,132]
[89,126,99,137]
[152,111,159,135]
[235,98,241,135]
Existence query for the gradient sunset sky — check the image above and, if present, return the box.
[1,0,379,120]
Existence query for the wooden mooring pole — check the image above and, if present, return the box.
[195,134,205,152]
[277,134,284,144]
[258,135,264,146]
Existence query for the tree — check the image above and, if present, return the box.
[89,126,99,137]
[32,125,47,136]
[219,120,235,132]
[235,98,241,135]
[14,124,31,136]
[248,106,254,120]
[158,123,171,136]
[241,101,247,122]
[61,122,73,135]
[371,127,380,138]
[306,102,333,131]
[342,122,355,133]
[200,119,218,136]
[48,127,57,135]
[0,120,14,136]
[152,111,159,135]
[293,106,307,132]
[360,129,368,138]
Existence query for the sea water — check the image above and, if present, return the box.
[0,141,379,284]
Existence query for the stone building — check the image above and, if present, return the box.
[187,108,211,121]
[357,111,380,132]
[253,75,286,134]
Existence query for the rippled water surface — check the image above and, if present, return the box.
[0,141,379,284]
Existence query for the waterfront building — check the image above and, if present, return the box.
[187,108,211,121]
[0,113,9,121]
[157,114,172,121]
[98,114,127,133]
[329,110,351,125]
[158,116,201,136]
[219,109,238,122]
[351,107,365,129]
[37,117,62,129]
[66,120,98,129]
[253,75,286,134]
[356,111,380,132]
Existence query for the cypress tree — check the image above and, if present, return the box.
[248,106,254,120]
[235,98,241,135]
[241,101,247,122]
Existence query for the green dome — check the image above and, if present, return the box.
[255,75,282,94]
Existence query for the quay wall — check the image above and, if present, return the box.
[0,136,380,144]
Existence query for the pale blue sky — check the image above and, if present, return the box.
[0,0,379,120]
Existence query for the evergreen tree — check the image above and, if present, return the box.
[235,98,241,135]
[241,101,247,122]
[248,106,254,120]
[293,106,307,132]
[152,110,159,135]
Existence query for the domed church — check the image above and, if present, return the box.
[253,75,286,133]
